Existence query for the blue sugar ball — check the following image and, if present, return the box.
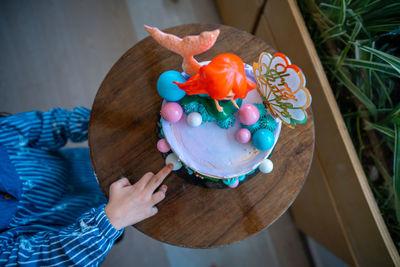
[157,71,187,101]
[252,129,275,151]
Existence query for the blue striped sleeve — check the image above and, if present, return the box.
[0,204,123,266]
[0,107,90,150]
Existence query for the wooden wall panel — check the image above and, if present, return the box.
[255,15,278,49]
[291,152,356,265]
[255,0,399,265]
[216,0,265,33]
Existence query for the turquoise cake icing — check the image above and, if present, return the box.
[179,95,242,129]
[183,163,259,188]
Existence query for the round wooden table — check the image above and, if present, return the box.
[89,24,314,248]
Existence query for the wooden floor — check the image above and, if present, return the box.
[0,1,318,266]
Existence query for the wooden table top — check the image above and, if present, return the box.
[89,24,314,248]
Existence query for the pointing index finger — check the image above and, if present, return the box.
[146,164,173,193]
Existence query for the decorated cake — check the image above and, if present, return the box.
[145,25,312,188]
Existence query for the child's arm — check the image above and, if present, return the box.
[0,205,122,266]
[0,107,90,149]
[0,165,172,266]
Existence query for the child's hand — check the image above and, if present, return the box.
[104,164,173,230]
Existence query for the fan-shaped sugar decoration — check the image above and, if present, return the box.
[253,52,312,128]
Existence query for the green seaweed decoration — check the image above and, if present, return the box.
[179,95,242,129]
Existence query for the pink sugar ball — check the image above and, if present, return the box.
[239,104,260,125]
[161,102,183,123]
[236,128,251,143]
[229,179,239,188]
[157,138,170,153]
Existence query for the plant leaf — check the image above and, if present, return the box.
[335,21,362,70]
[333,67,377,116]
[391,103,400,119]
[367,24,400,32]
[372,70,393,108]
[319,30,347,44]
[323,57,400,77]
[365,121,395,138]
[339,0,347,25]
[394,123,400,223]
[360,46,400,74]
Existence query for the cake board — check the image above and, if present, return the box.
[89,24,315,247]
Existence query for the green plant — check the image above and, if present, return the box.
[298,0,400,249]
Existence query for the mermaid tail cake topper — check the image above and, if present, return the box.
[253,52,312,128]
[144,25,220,77]
[145,25,256,112]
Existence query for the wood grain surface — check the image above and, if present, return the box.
[89,24,314,248]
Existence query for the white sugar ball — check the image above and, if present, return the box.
[259,159,273,173]
[187,112,202,127]
[165,153,182,171]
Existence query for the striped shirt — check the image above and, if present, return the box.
[0,107,123,266]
